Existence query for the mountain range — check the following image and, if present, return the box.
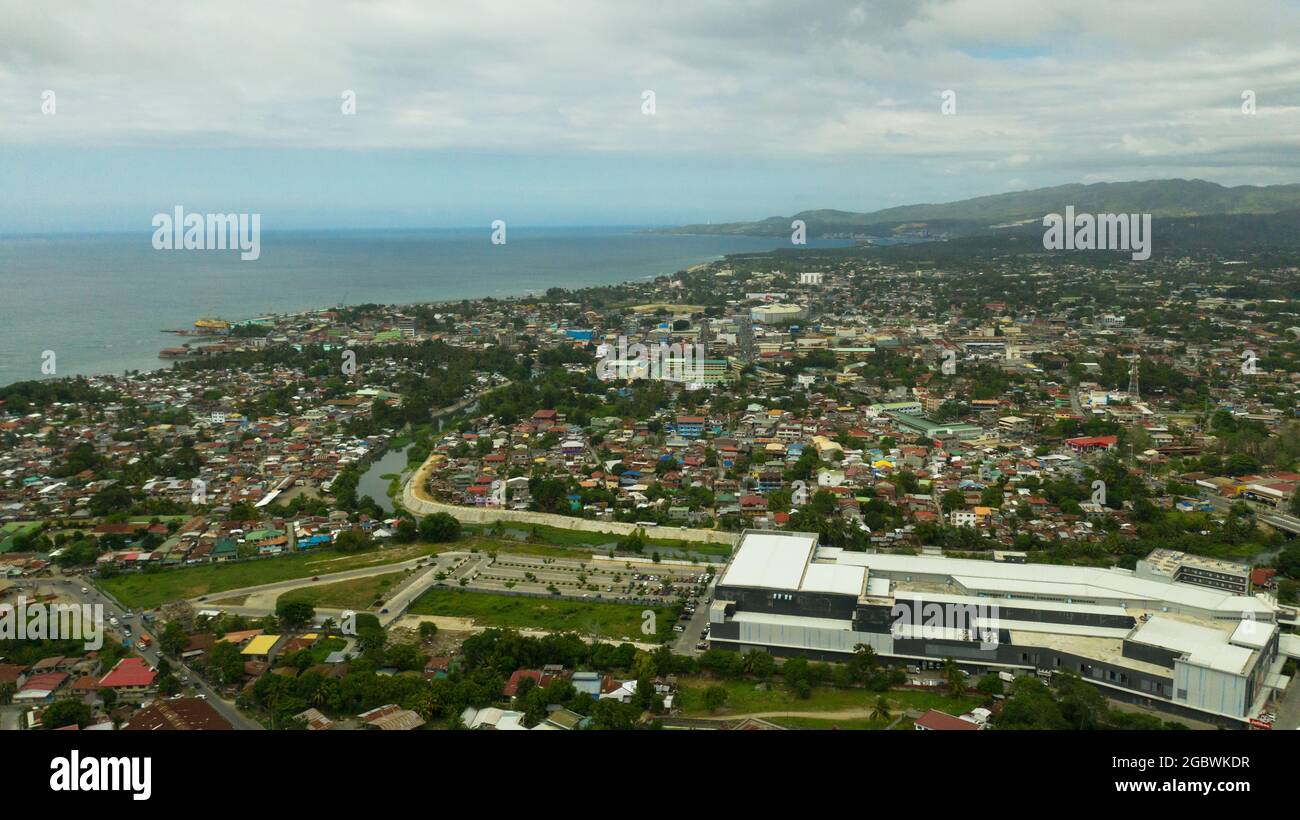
[666,179,1300,239]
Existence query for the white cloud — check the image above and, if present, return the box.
[0,0,1298,181]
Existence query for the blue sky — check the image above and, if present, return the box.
[2,0,1299,232]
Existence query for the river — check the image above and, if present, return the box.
[357,444,411,515]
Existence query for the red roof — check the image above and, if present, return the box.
[503,669,543,697]
[20,672,68,693]
[1064,435,1118,448]
[915,709,980,730]
[98,657,157,688]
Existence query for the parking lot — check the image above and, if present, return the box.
[454,553,711,607]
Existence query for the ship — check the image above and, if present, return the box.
[194,317,230,333]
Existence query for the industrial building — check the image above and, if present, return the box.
[707,530,1295,727]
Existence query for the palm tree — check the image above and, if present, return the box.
[943,658,966,697]
[872,696,891,723]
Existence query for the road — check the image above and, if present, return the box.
[1276,670,1300,731]
[187,550,479,627]
[1200,493,1300,537]
[43,576,262,730]
[672,570,718,655]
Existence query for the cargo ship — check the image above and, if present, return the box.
[161,317,231,336]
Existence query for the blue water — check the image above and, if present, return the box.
[0,227,850,385]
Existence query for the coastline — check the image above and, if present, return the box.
[0,228,805,387]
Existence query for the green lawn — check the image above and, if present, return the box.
[407,587,677,642]
[278,571,408,610]
[677,677,985,720]
[100,543,446,609]
[307,637,348,665]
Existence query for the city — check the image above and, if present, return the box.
[3,248,1299,736]
[3,0,1298,803]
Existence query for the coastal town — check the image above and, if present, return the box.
[3,248,1300,733]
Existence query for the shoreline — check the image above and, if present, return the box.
[1,243,760,388]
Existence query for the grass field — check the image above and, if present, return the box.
[100,542,446,609]
[466,522,731,560]
[768,716,899,730]
[407,587,676,642]
[676,677,985,720]
[277,571,408,610]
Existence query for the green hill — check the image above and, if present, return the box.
[667,179,1300,238]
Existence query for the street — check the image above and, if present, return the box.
[40,576,262,730]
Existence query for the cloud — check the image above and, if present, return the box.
[1,0,1298,199]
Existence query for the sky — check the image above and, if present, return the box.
[2,0,1299,232]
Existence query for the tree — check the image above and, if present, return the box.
[207,641,244,686]
[276,599,316,629]
[702,685,729,713]
[160,620,188,657]
[942,657,966,697]
[849,643,878,682]
[872,696,891,723]
[394,517,418,543]
[744,650,775,679]
[975,672,1004,697]
[41,699,91,729]
[419,512,462,543]
[333,528,372,553]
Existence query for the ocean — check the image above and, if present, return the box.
[0,227,849,386]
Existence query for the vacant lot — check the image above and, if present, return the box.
[278,571,408,610]
[676,677,984,720]
[100,543,444,609]
[407,587,676,642]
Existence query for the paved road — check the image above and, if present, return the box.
[1276,669,1300,730]
[1203,494,1300,535]
[45,576,262,730]
[189,552,459,607]
[0,706,21,731]
[672,572,718,655]
[188,551,477,627]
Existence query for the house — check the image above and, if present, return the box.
[571,670,601,698]
[358,703,425,731]
[97,657,157,702]
[541,708,591,730]
[460,706,527,730]
[915,709,982,731]
[124,697,233,730]
[1063,435,1118,454]
[14,672,69,703]
[293,707,336,730]
[424,656,453,680]
[240,634,281,662]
